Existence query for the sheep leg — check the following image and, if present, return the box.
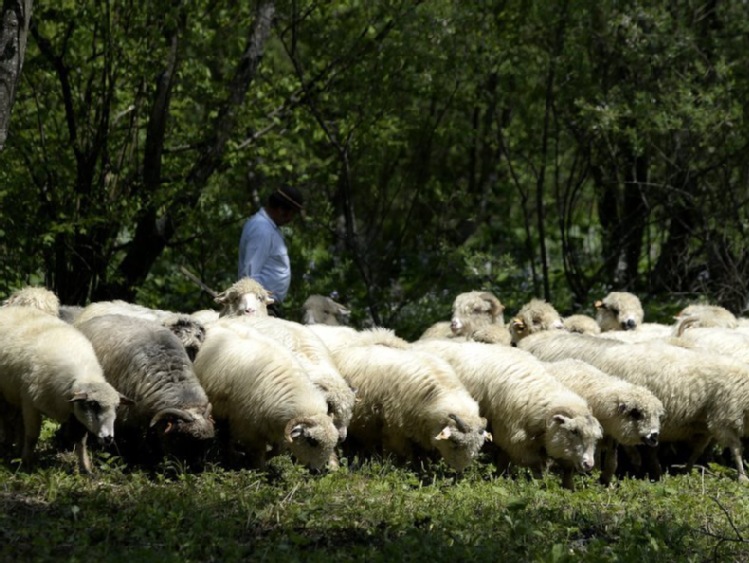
[67,418,93,475]
[20,403,42,468]
[561,465,576,491]
[727,440,748,484]
[599,437,618,486]
[642,445,662,481]
[684,433,714,474]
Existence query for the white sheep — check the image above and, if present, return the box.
[213,316,356,461]
[541,358,664,485]
[301,294,351,326]
[76,314,215,466]
[311,333,489,471]
[2,286,60,316]
[669,324,749,365]
[673,304,738,330]
[517,329,749,483]
[193,324,339,470]
[508,298,566,345]
[563,314,601,336]
[420,291,511,345]
[0,306,128,473]
[412,339,602,489]
[214,277,274,317]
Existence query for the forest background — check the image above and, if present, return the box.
[2,0,748,340]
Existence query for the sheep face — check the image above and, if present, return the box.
[431,414,489,472]
[70,383,124,441]
[612,397,664,447]
[215,278,274,317]
[510,299,565,344]
[545,412,602,473]
[302,295,351,326]
[284,415,339,470]
[450,291,504,335]
[595,292,644,331]
[162,315,206,361]
[322,388,356,444]
[149,404,216,460]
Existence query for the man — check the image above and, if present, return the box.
[237,186,305,316]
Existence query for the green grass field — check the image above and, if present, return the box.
[1,429,748,562]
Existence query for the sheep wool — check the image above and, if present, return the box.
[2,286,60,317]
[194,324,338,470]
[413,339,602,490]
[0,306,124,473]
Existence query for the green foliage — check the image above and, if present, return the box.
[2,431,749,562]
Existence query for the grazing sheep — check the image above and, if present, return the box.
[76,315,215,466]
[193,324,339,470]
[518,330,749,483]
[2,286,60,316]
[420,291,511,345]
[563,314,601,336]
[673,304,738,330]
[74,300,206,360]
[542,359,664,485]
[214,277,274,318]
[314,336,488,471]
[412,339,602,489]
[214,316,356,461]
[0,306,127,473]
[508,299,566,345]
[302,294,351,326]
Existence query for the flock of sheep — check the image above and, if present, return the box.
[1,279,749,490]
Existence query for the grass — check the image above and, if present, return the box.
[1,427,749,562]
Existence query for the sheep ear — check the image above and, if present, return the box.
[214,291,228,305]
[119,393,135,406]
[594,300,604,309]
[287,423,306,442]
[264,294,275,306]
[435,426,452,440]
[483,430,493,443]
[617,402,628,414]
[510,317,525,331]
[69,391,88,402]
[552,414,571,426]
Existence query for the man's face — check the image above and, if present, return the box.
[276,208,299,226]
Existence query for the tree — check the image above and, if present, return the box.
[0,0,32,150]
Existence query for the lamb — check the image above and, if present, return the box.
[193,324,339,470]
[2,286,60,316]
[215,277,274,317]
[302,294,351,326]
[75,315,215,466]
[517,329,749,483]
[420,291,511,345]
[412,339,602,489]
[213,316,356,451]
[594,291,671,341]
[74,300,207,361]
[311,333,489,471]
[563,314,601,335]
[0,306,128,473]
[508,298,566,345]
[541,359,664,485]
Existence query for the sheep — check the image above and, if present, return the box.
[2,286,60,316]
[412,339,602,489]
[563,314,601,336]
[310,333,489,471]
[673,304,738,330]
[508,298,566,345]
[307,324,411,354]
[214,277,274,318]
[420,291,511,345]
[541,359,664,485]
[517,329,749,483]
[213,316,356,466]
[0,306,128,473]
[74,300,207,361]
[193,324,339,470]
[669,323,749,365]
[594,291,671,340]
[75,315,215,466]
[58,305,84,324]
[302,294,351,326]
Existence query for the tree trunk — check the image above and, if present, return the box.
[0,0,32,150]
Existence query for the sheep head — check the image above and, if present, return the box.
[302,294,351,325]
[545,410,602,474]
[215,277,274,317]
[3,286,60,317]
[595,291,644,332]
[450,291,505,336]
[509,299,565,344]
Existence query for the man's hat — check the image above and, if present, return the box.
[275,186,305,211]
